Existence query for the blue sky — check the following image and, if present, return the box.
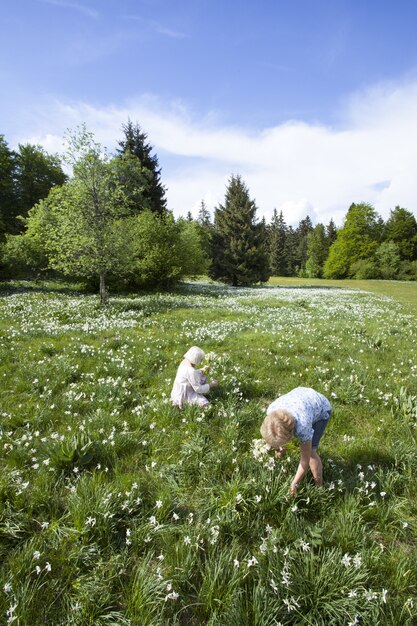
[2,0,417,225]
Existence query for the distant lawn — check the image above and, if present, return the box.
[268,276,417,314]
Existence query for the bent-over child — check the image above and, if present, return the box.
[260,386,331,495]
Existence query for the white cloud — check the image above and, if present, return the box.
[9,79,417,226]
[38,0,98,19]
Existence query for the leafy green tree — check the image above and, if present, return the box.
[41,126,150,303]
[384,206,417,261]
[209,174,269,286]
[116,120,167,215]
[0,135,18,235]
[349,258,379,279]
[15,143,67,229]
[375,241,401,279]
[323,203,382,279]
[118,210,207,288]
[305,223,328,277]
[268,209,288,276]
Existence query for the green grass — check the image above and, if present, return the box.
[0,278,416,625]
[267,276,417,314]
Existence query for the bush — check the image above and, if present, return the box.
[349,258,380,279]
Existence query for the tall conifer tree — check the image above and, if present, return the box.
[197,200,211,227]
[294,215,314,272]
[326,218,337,247]
[305,223,328,277]
[208,174,269,286]
[15,144,67,230]
[268,208,288,276]
[0,135,17,235]
[283,225,297,275]
[117,120,167,215]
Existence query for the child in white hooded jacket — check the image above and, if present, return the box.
[171,346,218,409]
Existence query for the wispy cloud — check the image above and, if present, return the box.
[38,0,98,19]
[122,14,187,39]
[153,22,187,39]
[10,79,417,226]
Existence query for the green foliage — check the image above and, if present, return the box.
[209,174,270,286]
[1,127,207,295]
[15,144,67,228]
[384,206,417,261]
[305,223,328,278]
[324,203,382,279]
[0,134,18,236]
[119,211,208,288]
[44,126,161,301]
[116,120,167,216]
[268,209,288,276]
[294,215,314,272]
[376,241,402,279]
[350,258,380,279]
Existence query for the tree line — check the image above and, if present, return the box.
[1,123,417,299]
[192,181,417,284]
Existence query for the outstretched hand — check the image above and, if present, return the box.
[209,379,219,388]
[290,482,298,497]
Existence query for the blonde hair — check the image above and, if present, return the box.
[260,410,295,449]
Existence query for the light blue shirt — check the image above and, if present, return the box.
[267,387,331,443]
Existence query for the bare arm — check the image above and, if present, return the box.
[290,440,312,495]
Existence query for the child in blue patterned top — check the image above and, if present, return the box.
[261,387,332,496]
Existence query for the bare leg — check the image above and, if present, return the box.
[309,448,323,486]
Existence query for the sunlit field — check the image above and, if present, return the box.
[1,279,416,625]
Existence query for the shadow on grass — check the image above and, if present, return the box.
[0,279,89,298]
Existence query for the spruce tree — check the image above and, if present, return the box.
[15,144,67,230]
[208,174,269,286]
[326,218,337,247]
[117,120,167,215]
[305,223,328,277]
[197,200,212,258]
[384,206,417,260]
[283,225,297,276]
[294,215,314,272]
[268,208,288,276]
[197,200,211,227]
[0,135,17,235]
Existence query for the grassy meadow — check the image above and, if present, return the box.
[0,278,416,625]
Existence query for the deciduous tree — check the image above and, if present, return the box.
[45,126,149,303]
[324,203,382,278]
